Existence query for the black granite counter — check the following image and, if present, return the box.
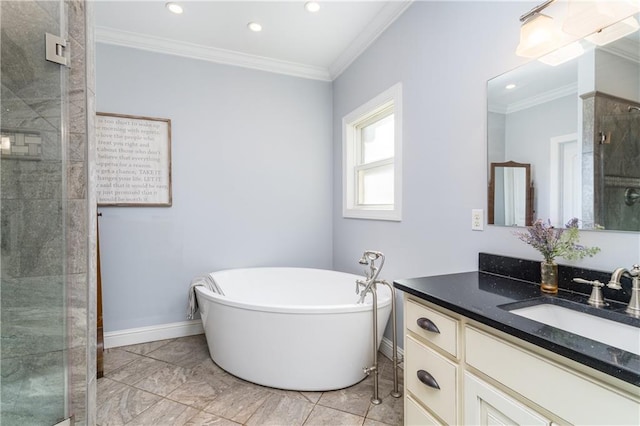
[394,253,640,387]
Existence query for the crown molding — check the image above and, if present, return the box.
[329,0,414,80]
[96,1,413,82]
[95,26,332,81]
[600,37,640,64]
[488,82,578,114]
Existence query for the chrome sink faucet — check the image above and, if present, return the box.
[607,264,640,318]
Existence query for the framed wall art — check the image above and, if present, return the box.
[96,112,172,206]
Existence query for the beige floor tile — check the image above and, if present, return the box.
[304,405,365,426]
[97,385,161,426]
[317,378,374,417]
[203,380,272,423]
[189,358,227,377]
[364,391,402,425]
[184,411,241,426]
[146,335,209,366]
[126,398,200,425]
[245,393,315,426]
[103,349,144,375]
[262,386,322,404]
[108,356,170,385]
[97,378,129,405]
[363,418,396,426]
[96,336,405,426]
[166,376,232,410]
[299,391,323,404]
[120,339,175,356]
[134,364,191,397]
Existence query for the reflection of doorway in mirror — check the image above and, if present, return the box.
[550,133,580,228]
[503,167,527,226]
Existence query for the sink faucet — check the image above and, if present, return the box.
[607,264,640,318]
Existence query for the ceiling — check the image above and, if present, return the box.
[94,0,413,81]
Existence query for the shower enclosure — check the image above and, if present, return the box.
[1,1,94,424]
[600,107,640,232]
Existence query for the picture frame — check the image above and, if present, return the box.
[96,112,172,206]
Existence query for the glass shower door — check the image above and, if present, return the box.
[1,0,69,424]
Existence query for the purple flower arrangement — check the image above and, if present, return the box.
[514,218,600,264]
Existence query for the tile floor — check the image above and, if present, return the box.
[98,335,404,425]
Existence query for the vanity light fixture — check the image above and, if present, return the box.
[585,16,640,46]
[562,0,640,39]
[305,1,321,13]
[515,0,569,58]
[248,21,263,32]
[516,12,566,58]
[538,41,585,66]
[165,2,183,14]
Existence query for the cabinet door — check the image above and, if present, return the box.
[464,372,551,426]
[406,395,442,426]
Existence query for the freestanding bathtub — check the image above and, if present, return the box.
[194,267,392,391]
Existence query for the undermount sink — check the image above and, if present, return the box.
[509,303,640,356]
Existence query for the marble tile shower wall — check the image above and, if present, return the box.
[582,92,640,232]
[0,0,93,424]
[600,95,640,232]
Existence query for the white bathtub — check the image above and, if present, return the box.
[195,267,392,391]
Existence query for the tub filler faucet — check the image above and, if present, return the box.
[356,250,402,405]
[356,250,384,303]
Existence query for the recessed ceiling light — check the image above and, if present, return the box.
[305,2,320,13]
[248,21,263,32]
[505,83,516,90]
[165,2,183,14]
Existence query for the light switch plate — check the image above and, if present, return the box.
[472,209,484,231]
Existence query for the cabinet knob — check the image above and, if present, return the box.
[416,317,440,334]
[417,369,440,390]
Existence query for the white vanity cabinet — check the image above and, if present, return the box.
[403,295,640,426]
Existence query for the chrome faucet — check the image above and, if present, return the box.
[607,264,640,318]
[356,250,384,303]
[355,250,402,405]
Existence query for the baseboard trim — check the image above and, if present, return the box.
[104,320,204,349]
[379,336,404,362]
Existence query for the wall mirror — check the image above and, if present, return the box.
[487,13,640,232]
[488,161,534,226]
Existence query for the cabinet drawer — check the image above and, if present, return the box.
[406,395,441,426]
[406,335,458,425]
[465,326,640,426]
[406,299,458,357]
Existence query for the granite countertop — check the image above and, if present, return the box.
[394,269,640,387]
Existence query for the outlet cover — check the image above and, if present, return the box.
[472,209,484,231]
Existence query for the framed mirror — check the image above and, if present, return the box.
[488,161,534,227]
[487,14,640,232]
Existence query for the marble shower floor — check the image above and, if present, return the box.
[98,335,404,426]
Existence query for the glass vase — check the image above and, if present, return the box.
[540,261,558,294]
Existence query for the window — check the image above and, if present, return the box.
[343,83,402,221]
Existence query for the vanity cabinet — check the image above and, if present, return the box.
[403,295,640,425]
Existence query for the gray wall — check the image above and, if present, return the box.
[96,45,333,332]
[331,1,640,343]
[97,2,640,344]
